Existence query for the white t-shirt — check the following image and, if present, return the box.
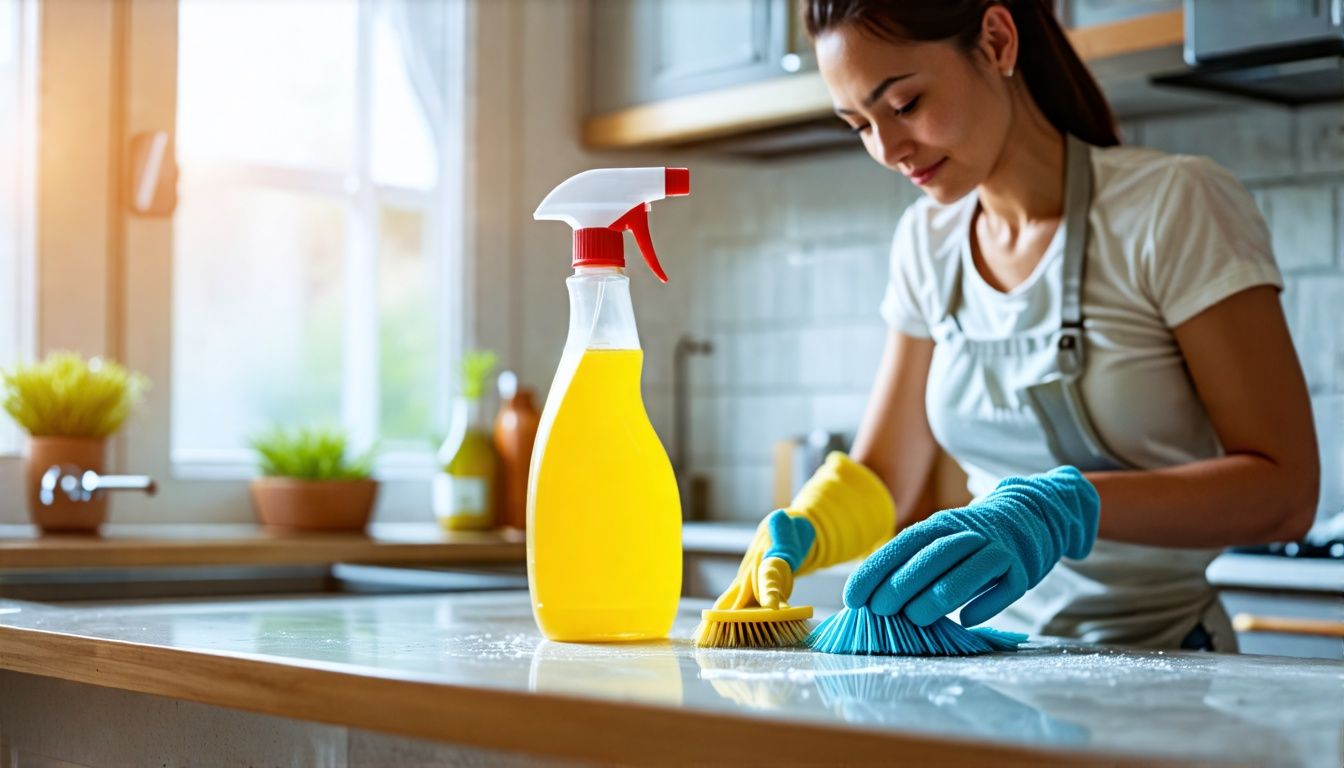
[879,145,1283,647]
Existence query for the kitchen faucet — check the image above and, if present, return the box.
[673,334,713,520]
[39,464,156,506]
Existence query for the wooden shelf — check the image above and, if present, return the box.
[584,9,1185,150]
[1068,8,1184,61]
[584,71,834,149]
[0,522,524,570]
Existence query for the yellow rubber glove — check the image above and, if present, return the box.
[712,452,896,611]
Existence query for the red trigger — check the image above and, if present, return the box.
[609,203,669,283]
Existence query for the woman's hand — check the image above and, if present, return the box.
[842,466,1100,626]
[712,453,897,611]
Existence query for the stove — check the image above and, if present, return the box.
[1229,514,1344,560]
[1231,540,1344,559]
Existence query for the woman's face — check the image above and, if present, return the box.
[815,22,1013,204]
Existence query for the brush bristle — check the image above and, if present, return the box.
[805,606,1026,656]
[695,618,812,648]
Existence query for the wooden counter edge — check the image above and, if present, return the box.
[0,625,1191,767]
[0,538,525,570]
[585,9,1186,150]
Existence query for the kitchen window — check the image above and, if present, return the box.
[0,0,37,458]
[171,0,462,477]
[106,0,470,519]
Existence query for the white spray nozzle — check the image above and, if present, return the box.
[533,167,686,229]
[533,167,690,282]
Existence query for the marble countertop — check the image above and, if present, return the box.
[1,591,1341,766]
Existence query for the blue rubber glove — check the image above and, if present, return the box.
[842,466,1100,627]
[761,509,816,571]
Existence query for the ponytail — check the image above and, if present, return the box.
[1010,1,1118,147]
[803,0,1120,147]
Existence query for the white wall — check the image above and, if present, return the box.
[467,0,694,457]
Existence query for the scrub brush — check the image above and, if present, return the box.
[806,607,1026,656]
[694,452,899,650]
[697,604,815,648]
[694,512,817,648]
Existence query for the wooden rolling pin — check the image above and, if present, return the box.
[1232,613,1344,638]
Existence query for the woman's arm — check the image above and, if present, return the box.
[1089,285,1319,547]
[849,330,941,530]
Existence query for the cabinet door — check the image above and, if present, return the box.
[1061,0,1181,28]
[590,0,790,114]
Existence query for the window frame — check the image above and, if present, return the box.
[1,0,474,525]
[161,0,470,486]
[115,0,469,520]
[0,0,39,458]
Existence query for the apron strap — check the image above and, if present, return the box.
[1058,134,1092,379]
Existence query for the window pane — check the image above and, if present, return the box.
[0,3,13,69]
[171,1,448,471]
[172,180,346,459]
[0,0,34,455]
[371,12,437,190]
[178,0,357,171]
[378,206,438,446]
[0,2,19,369]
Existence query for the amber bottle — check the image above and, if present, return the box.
[492,371,540,530]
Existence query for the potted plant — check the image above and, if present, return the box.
[249,425,377,532]
[2,352,147,532]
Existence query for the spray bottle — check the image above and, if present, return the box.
[528,167,690,642]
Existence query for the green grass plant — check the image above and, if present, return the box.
[2,351,148,438]
[251,425,375,480]
[460,350,498,400]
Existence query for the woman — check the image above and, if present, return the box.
[722,0,1319,652]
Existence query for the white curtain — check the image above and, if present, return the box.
[380,0,471,420]
[383,0,456,143]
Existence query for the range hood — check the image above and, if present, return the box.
[1151,0,1344,105]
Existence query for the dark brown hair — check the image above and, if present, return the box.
[804,0,1120,147]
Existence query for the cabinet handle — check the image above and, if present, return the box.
[780,0,815,73]
[1232,613,1344,638]
[129,130,177,217]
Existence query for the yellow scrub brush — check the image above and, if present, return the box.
[694,452,896,649]
[696,515,816,648]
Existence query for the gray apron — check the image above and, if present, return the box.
[928,135,1233,650]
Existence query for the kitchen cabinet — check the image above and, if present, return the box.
[589,0,796,114]
[584,5,1189,152]
[1061,0,1181,29]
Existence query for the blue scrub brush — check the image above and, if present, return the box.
[806,606,1026,656]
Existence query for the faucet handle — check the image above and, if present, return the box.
[39,464,157,506]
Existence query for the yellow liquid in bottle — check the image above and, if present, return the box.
[527,348,682,642]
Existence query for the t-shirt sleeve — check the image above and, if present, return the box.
[879,204,932,338]
[1144,156,1283,328]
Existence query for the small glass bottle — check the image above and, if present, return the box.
[433,352,498,531]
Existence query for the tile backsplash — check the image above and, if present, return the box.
[667,104,1344,527]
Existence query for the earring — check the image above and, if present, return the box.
[1004,67,1015,78]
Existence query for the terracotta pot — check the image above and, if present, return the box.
[24,436,108,533]
[249,477,378,533]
